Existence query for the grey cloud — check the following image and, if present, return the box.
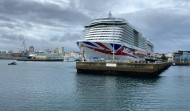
[0,32,54,51]
[120,8,190,52]
[171,0,190,2]
[0,0,190,53]
[0,0,91,25]
[0,15,16,22]
[0,0,90,51]
[0,33,26,41]
[133,9,190,40]
[50,36,59,41]
[0,23,16,29]
[77,0,115,17]
[60,33,81,42]
[50,33,81,42]
[0,19,34,30]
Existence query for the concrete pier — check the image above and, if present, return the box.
[175,62,190,66]
[76,62,171,77]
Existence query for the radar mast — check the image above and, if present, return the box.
[108,11,112,18]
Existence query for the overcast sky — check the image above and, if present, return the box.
[0,0,190,53]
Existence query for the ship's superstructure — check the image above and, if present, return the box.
[77,12,155,62]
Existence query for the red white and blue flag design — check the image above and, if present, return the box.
[77,41,136,58]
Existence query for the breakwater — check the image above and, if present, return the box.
[17,58,63,61]
[76,62,171,76]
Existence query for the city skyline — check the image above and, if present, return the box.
[0,0,190,53]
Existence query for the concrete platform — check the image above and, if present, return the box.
[175,62,190,66]
[76,62,171,77]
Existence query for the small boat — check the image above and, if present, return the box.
[64,56,76,62]
[8,62,17,65]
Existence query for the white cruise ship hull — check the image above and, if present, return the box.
[77,41,140,62]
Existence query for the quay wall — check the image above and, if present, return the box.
[175,62,190,66]
[76,62,171,76]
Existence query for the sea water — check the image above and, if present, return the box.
[0,60,190,111]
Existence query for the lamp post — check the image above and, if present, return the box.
[82,49,85,62]
[112,19,115,61]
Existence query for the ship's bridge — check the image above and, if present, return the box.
[85,18,126,28]
[85,12,126,28]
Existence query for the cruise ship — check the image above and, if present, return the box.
[77,12,155,62]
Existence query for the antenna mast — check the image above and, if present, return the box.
[108,11,112,18]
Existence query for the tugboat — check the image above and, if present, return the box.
[8,62,17,65]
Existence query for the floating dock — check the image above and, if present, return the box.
[76,62,171,77]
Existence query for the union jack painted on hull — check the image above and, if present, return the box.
[77,41,138,61]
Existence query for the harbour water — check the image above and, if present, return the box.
[0,60,190,111]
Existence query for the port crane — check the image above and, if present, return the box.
[22,40,28,58]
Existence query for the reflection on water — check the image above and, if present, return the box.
[75,74,161,110]
[0,60,190,110]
